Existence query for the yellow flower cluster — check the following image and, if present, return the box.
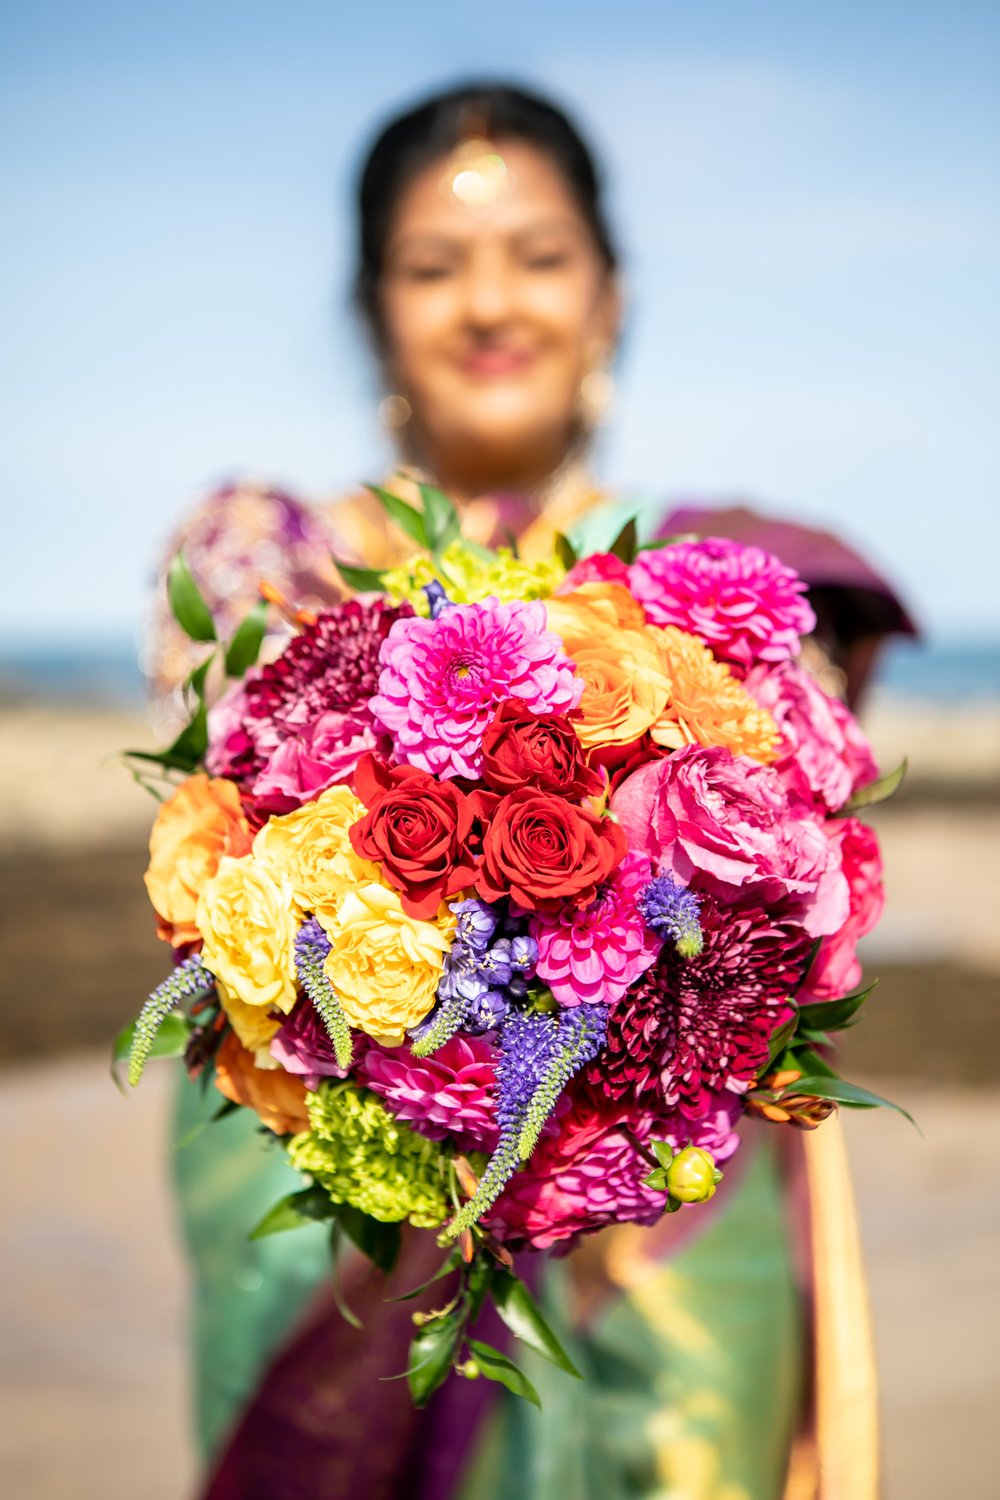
[193,785,453,1050]
[383,541,566,614]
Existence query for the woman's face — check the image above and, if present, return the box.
[378,138,621,491]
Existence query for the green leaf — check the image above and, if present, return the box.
[798,982,877,1036]
[164,701,209,768]
[367,484,430,550]
[785,1044,839,1080]
[643,1167,668,1191]
[467,1339,541,1407]
[407,1308,464,1407]
[334,1204,402,1274]
[386,1251,461,1303]
[329,1223,364,1330]
[224,599,270,677]
[650,1140,676,1169]
[608,515,639,564]
[766,1008,800,1064]
[332,555,387,593]
[112,1009,192,1066]
[418,482,462,553]
[784,1076,918,1129]
[554,532,578,568]
[844,759,907,812]
[491,1270,581,1378]
[167,551,217,642]
[249,1185,337,1239]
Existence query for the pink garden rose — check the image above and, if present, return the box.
[487,1084,740,1250]
[744,659,878,812]
[799,817,884,1002]
[612,744,849,939]
[249,709,380,818]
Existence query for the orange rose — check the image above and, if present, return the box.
[650,625,779,764]
[144,774,253,945]
[213,1031,310,1135]
[543,586,670,748]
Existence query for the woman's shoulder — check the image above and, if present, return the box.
[146,474,429,710]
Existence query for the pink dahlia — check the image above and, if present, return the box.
[530,851,662,1007]
[557,551,631,592]
[629,537,815,672]
[206,600,411,816]
[354,1034,499,1150]
[799,817,884,1003]
[589,896,813,1119]
[744,659,878,812]
[612,744,850,939]
[369,599,582,780]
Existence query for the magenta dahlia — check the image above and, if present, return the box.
[589,897,813,1119]
[530,851,662,1007]
[629,537,815,673]
[206,599,411,815]
[354,1033,499,1150]
[485,1085,665,1249]
[369,599,582,780]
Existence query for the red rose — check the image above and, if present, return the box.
[480,700,603,798]
[350,755,486,921]
[475,788,627,911]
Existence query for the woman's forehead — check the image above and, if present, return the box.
[385,140,590,254]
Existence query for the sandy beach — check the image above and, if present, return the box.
[1,694,997,1497]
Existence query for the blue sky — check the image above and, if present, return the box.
[2,0,998,645]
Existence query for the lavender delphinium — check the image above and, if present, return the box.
[444,1002,608,1239]
[423,580,456,620]
[411,899,519,1054]
[294,916,353,1070]
[128,953,215,1086]
[640,875,704,957]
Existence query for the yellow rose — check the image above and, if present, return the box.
[216,980,282,1053]
[196,855,298,1016]
[322,883,455,1046]
[252,786,377,922]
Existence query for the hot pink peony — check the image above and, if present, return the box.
[744,659,878,812]
[370,599,582,780]
[629,537,815,672]
[612,744,849,938]
[354,1034,499,1150]
[799,817,884,1002]
[487,1084,740,1250]
[530,851,662,1007]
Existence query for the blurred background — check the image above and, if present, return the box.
[1,1,997,1496]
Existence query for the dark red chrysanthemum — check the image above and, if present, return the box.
[206,600,413,813]
[243,599,412,750]
[588,897,812,1119]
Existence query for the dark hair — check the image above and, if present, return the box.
[354,81,618,344]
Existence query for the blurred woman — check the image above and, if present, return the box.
[151,82,907,1500]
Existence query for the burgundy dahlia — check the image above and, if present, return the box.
[207,599,412,816]
[589,897,813,1118]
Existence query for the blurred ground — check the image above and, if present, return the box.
[0,699,998,1497]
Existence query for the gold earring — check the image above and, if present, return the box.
[378,393,412,430]
[577,348,615,429]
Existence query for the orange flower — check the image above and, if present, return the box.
[543,586,670,748]
[213,1031,310,1135]
[650,626,779,763]
[144,775,253,945]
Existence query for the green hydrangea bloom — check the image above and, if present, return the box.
[383,541,566,614]
[287,1082,451,1228]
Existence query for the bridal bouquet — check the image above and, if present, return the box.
[120,483,905,1406]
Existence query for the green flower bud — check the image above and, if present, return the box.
[666,1146,720,1204]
